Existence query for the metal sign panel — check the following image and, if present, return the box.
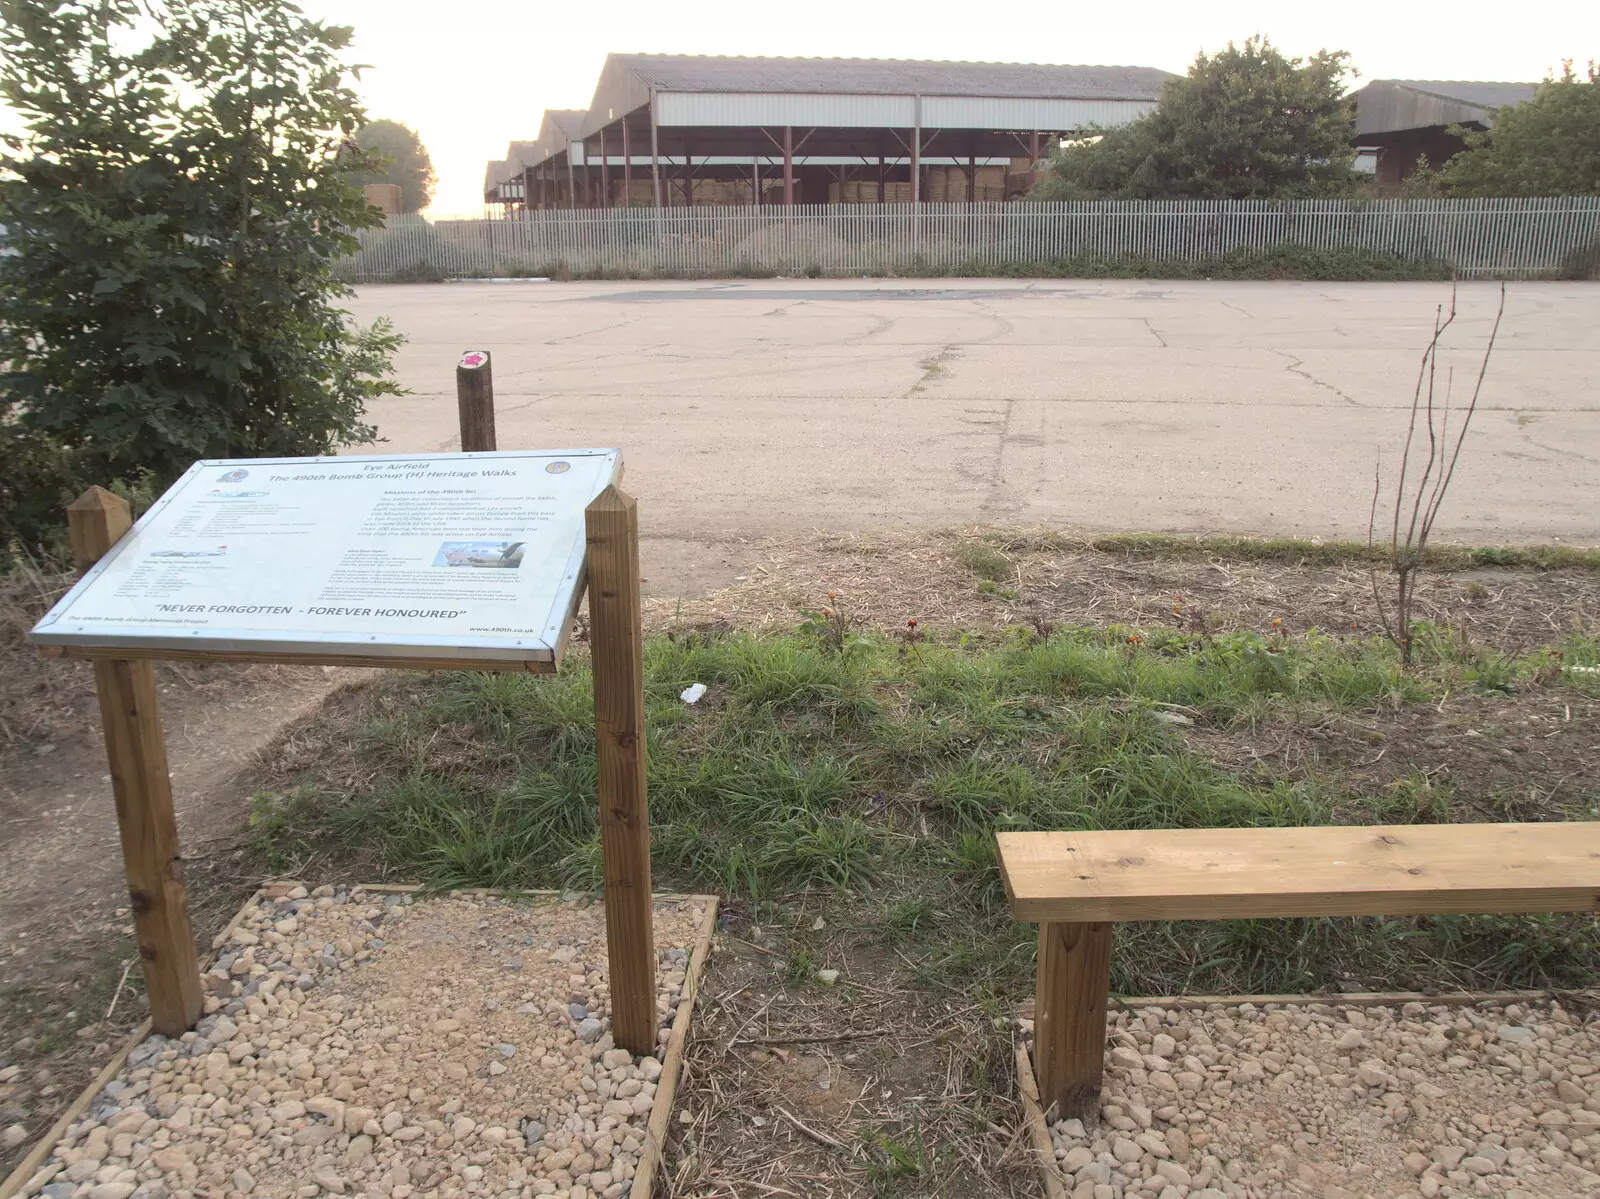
[30,449,621,663]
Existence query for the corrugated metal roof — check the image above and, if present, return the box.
[615,54,1172,99]
[581,53,1173,136]
[1378,80,1541,109]
[546,109,587,139]
[1354,79,1539,136]
[505,140,540,170]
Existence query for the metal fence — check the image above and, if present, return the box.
[333,198,1600,283]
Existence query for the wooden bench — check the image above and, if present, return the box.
[998,822,1600,1121]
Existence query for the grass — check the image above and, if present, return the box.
[250,617,1600,1000]
[970,530,1600,572]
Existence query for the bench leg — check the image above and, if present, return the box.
[1034,920,1112,1123]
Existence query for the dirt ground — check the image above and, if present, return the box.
[2,533,1595,1191]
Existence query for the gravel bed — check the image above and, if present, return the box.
[1037,997,1600,1199]
[14,887,708,1199]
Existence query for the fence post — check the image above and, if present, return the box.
[68,486,204,1038]
[456,350,497,452]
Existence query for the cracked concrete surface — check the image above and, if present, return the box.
[349,278,1599,595]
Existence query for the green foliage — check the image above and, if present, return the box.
[1035,37,1362,200]
[951,244,1451,282]
[0,0,403,558]
[251,623,1600,994]
[1418,63,1600,198]
[350,119,436,213]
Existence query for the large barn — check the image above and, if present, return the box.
[486,54,1173,210]
[1352,79,1539,191]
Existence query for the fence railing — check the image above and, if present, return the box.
[333,199,1600,283]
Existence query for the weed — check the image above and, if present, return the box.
[1368,284,1506,667]
[886,899,934,933]
[795,594,873,662]
[784,947,818,984]
[953,541,1013,583]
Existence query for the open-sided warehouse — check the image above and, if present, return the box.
[488,54,1172,210]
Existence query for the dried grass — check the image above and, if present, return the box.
[672,942,1039,1198]
[644,529,1599,655]
[0,554,90,745]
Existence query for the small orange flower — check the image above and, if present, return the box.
[1127,634,1142,644]
[821,607,832,616]
[1271,617,1283,628]
[827,592,837,601]
[907,619,918,628]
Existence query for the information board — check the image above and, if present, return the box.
[31,449,620,663]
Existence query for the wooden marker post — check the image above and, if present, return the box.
[456,350,497,452]
[584,485,655,1055]
[1034,920,1112,1121]
[67,487,204,1037]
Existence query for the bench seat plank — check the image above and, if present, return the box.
[998,823,1600,923]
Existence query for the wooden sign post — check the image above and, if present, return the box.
[68,488,204,1036]
[33,450,656,1055]
[585,487,655,1053]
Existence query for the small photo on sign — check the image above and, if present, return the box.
[432,540,526,569]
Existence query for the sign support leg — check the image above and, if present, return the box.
[584,484,656,1055]
[68,487,204,1036]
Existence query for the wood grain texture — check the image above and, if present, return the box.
[585,485,656,1055]
[455,352,497,452]
[1034,921,1111,1124]
[998,823,1600,923]
[1015,1045,1070,1199]
[94,658,203,1036]
[66,485,131,570]
[46,645,556,672]
[633,898,719,1199]
[66,488,203,1037]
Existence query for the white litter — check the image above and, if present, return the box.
[680,682,707,704]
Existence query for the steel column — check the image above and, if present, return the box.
[649,90,662,209]
[622,120,633,208]
[783,125,793,206]
[600,127,611,207]
[911,96,922,205]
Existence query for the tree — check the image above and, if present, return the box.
[0,0,403,558]
[1421,63,1600,196]
[1035,36,1362,200]
[351,119,435,212]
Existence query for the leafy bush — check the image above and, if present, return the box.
[1414,63,1600,198]
[0,0,403,559]
[1034,37,1363,201]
